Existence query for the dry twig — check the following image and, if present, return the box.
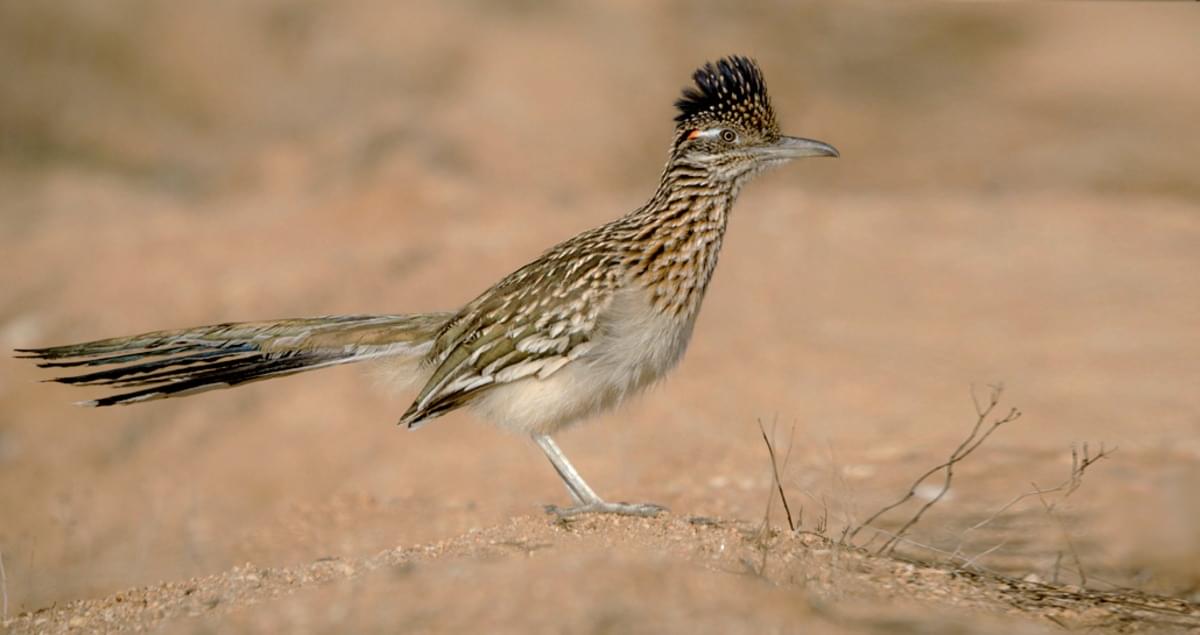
[758,418,796,532]
[849,384,1021,555]
[1034,484,1088,586]
[751,418,799,577]
[1,549,7,621]
[951,442,1114,577]
[959,443,1114,538]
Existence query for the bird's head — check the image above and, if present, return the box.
[672,56,838,184]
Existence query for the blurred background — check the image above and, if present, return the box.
[1,0,1198,616]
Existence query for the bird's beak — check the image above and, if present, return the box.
[756,135,840,160]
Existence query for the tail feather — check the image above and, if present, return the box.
[79,353,344,407]
[27,344,224,368]
[54,350,269,387]
[17,313,451,406]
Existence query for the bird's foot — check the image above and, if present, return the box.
[544,501,667,519]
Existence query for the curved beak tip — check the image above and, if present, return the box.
[783,136,839,159]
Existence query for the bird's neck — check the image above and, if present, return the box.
[620,160,741,316]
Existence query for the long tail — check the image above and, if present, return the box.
[16,313,452,406]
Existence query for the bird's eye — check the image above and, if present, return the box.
[719,129,738,143]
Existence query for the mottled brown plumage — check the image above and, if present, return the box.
[18,55,837,517]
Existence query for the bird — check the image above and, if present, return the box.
[17,55,838,518]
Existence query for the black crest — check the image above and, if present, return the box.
[674,56,778,135]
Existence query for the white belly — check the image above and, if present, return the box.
[470,286,697,435]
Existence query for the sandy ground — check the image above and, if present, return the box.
[1,2,1198,633]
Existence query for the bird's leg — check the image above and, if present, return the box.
[537,435,594,506]
[533,435,666,518]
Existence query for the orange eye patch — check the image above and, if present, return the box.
[686,129,702,140]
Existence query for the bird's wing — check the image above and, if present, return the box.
[399,246,621,428]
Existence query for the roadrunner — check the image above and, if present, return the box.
[18,56,837,517]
